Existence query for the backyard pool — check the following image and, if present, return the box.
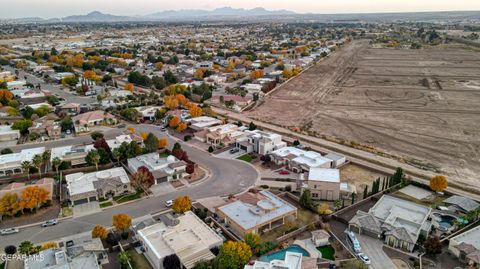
[259,245,310,262]
[434,213,457,231]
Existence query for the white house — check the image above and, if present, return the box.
[244,252,303,269]
[271,147,332,173]
[127,153,186,184]
[137,211,223,269]
[235,130,286,155]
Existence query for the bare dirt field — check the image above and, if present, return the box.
[248,40,480,187]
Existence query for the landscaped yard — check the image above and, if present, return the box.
[61,206,73,217]
[317,245,335,260]
[159,152,170,158]
[237,154,254,162]
[391,188,447,208]
[127,249,153,269]
[114,192,142,204]
[100,201,113,208]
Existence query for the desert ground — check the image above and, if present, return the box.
[248,40,480,187]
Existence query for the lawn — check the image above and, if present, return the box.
[317,245,335,260]
[100,201,113,208]
[61,206,73,217]
[159,152,170,158]
[237,154,254,162]
[127,249,153,269]
[114,192,142,204]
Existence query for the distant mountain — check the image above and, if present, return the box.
[145,7,296,20]
[62,11,131,22]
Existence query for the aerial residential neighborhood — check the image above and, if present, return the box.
[0,1,480,269]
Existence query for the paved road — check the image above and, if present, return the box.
[356,234,397,269]
[0,124,259,249]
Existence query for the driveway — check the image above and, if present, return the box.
[150,182,176,197]
[215,148,246,159]
[356,234,396,269]
[0,124,259,250]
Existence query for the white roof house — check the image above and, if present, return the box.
[0,147,45,176]
[65,167,130,197]
[127,153,186,183]
[272,147,332,171]
[188,116,222,130]
[24,248,100,269]
[245,252,303,269]
[308,168,340,183]
[137,211,223,269]
[448,225,480,264]
[236,130,287,155]
[0,125,20,143]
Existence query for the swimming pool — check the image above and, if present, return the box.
[258,245,310,262]
[435,214,457,231]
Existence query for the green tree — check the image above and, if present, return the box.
[293,140,300,146]
[32,154,43,178]
[117,251,132,269]
[144,133,159,153]
[18,241,40,255]
[22,106,35,119]
[51,157,62,175]
[86,150,100,170]
[1,148,13,154]
[21,161,31,180]
[343,259,369,269]
[363,185,369,199]
[60,116,73,132]
[244,233,261,254]
[112,148,122,165]
[217,241,252,269]
[248,122,257,131]
[299,189,314,209]
[11,120,33,135]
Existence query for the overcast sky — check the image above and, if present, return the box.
[1,0,480,18]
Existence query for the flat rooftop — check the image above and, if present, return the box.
[451,225,480,250]
[308,168,340,183]
[217,190,297,231]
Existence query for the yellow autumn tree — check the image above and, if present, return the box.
[172,196,192,214]
[164,95,179,110]
[127,127,136,133]
[169,116,180,128]
[429,175,448,193]
[250,69,264,80]
[140,132,148,140]
[124,83,134,93]
[92,225,108,239]
[283,69,293,79]
[218,241,252,269]
[41,242,58,250]
[158,138,168,149]
[0,193,20,217]
[195,68,205,79]
[84,70,97,80]
[155,62,164,70]
[176,122,187,133]
[189,105,203,118]
[175,94,187,106]
[112,214,132,232]
[19,186,50,212]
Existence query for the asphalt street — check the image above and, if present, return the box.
[0,124,259,249]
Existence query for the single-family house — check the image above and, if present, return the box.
[448,225,480,268]
[65,167,134,206]
[348,195,432,252]
[271,147,332,173]
[127,153,186,184]
[137,211,223,269]
[235,130,286,155]
[0,178,54,200]
[216,190,297,238]
[0,147,45,176]
[303,168,341,201]
[72,110,117,133]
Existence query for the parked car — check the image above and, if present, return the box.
[0,228,19,235]
[41,219,57,227]
[279,170,290,175]
[165,200,173,207]
[357,253,371,265]
[66,129,71,135]
[229,148,240,154]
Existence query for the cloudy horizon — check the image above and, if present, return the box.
[1,0,480,19]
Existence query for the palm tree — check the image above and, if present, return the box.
[42,150,51,173]
[21,161,31,180]
[52,157,62,176]
[90,151,100,171]
[112,148,121,166]
[32,154,43,178]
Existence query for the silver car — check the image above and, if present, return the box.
[41,219,58,227]
[0,228,19,235]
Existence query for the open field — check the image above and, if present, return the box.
[248,40,480,188]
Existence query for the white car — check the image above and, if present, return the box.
[358,253,371,265]
[41,219,58,227]
[1,228,19,235]
[165,200,173,207]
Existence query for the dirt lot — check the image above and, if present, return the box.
[248,40,480,188]
[340,164,387,194]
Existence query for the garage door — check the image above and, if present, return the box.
[156,176,168,184]
[74,198,88,205]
